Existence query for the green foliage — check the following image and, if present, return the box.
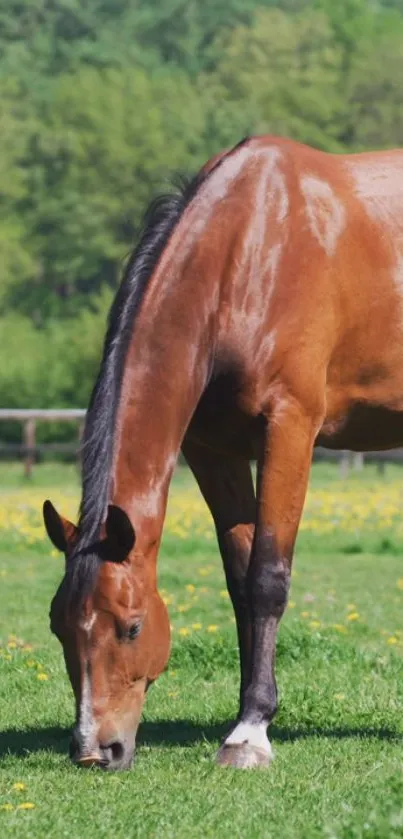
[202,8,345,152]
[0,290,111,443]
[1,0,403,424]
[15,67,207,320]
[346,23,403,149]
[0,79,37,305]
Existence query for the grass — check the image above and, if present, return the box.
[0,461,403,838]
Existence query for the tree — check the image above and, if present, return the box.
[0,0,309,80]
[346,23,403,150]
[5,66,208,320]
[201,8,345,153]
[0,78,37,308]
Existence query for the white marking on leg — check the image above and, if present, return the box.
[225,721,273,757]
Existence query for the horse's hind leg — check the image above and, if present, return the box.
[181,436,256,713]
[216,397,321,769]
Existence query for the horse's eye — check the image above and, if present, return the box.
[116,619,142,642]
[127,622,141,641]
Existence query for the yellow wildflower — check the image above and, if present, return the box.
[333,624,347,633]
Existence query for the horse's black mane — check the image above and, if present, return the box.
[61,137,250,610]
[63,167,214,608]
[79,173,208,542]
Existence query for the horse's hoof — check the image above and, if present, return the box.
[216,742,272,769]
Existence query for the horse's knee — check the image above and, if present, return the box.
[247,530,290,618]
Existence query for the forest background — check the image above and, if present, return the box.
[1,0,402,442]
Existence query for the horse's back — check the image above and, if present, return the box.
[199,137,403,453]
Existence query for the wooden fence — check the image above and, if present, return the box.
[1,409,403,478]
[0,409,86,477]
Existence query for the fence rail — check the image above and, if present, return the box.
[0,409,86,477]
[1,409,403,477]
[0,410,86,421]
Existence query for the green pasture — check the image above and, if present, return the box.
[0,462,402,838]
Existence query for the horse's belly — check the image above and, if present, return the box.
[190,369,403,456]
[317,402,403,451]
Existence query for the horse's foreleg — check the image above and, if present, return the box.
[216,398,320,769]
[182,437,256,709]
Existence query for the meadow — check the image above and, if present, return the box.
[0,461,403,838]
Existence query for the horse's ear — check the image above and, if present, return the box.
[105,505,135,560]
[43,500,77,553]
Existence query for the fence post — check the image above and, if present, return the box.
[77,420,84,468]
[353,452,364,471]
[24,418,36,479]
[339,452,350,479]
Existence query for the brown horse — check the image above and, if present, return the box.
[44,135,403,770]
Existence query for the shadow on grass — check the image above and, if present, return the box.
[0,720,401,762]
[0,725,69,758]
[139,719,403,747]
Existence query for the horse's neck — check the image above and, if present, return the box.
[110,255,216,550]
[107,144,256,547]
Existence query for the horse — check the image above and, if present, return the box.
[43,134,403,770]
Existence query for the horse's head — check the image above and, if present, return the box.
[43,500,170,770]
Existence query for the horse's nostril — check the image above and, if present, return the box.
[102,740,124,763]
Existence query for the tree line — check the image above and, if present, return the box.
[1,0,403,441]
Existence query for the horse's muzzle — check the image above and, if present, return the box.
[70,735,134,770]
[75,753,109,769]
